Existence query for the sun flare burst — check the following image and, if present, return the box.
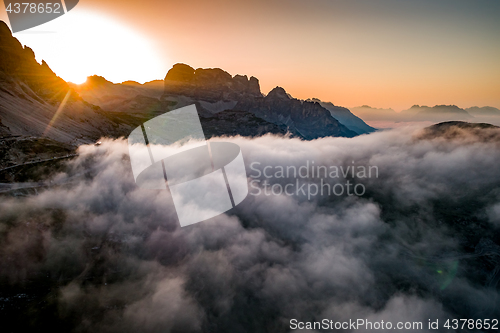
[12,10,167,84]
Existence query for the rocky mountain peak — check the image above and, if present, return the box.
[163,63,262,102]
[85,75,114,87]
[165,63,195,82]
[266,86,290,100]
[233,74,249,88]
[433,105,461,111]
[249,76,259,92]
[194,67,232,84]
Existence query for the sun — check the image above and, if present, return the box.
[67,75,88,85]
[12,10,168,84]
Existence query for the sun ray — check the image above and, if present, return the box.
[43,89,72,136]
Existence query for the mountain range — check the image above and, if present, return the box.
[351,104,500,127]
[402,105,474,122]
[2,17,500,152]
[80,63,364,139]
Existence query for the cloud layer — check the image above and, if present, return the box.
[1,124,500,332]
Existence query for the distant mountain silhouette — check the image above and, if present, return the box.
[350,104,500,129]
[402,105,473,122]
[465,106,500,116]
[350,105,401,122]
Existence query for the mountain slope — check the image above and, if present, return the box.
[309,98,376,134]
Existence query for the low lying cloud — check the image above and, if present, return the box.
[1,124,500,332]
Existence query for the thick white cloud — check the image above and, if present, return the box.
[1,124,499,331]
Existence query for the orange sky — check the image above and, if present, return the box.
[1,0,499,111]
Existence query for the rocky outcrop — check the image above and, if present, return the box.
[164,63,262,102]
